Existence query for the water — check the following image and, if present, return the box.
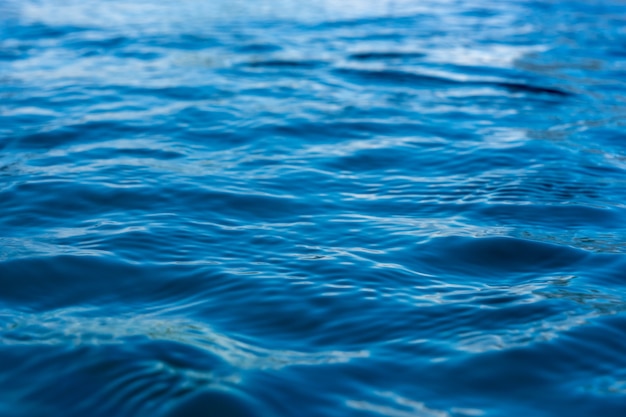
[1,0,626,416]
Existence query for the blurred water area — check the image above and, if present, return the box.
[1,0,626,416]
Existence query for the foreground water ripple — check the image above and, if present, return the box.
[1,0,626,416]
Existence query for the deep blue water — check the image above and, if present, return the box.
[1,0,626,416]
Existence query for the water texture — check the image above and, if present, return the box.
[1,0,626,416]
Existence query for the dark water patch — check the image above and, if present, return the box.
[67,35,162,60]
[243,59,326,69]
[65,34,131,52]
[334,67,458,88]
[14,121,150,149]
[70,141,185,161]
[236,43,283,53]
[165,388,265,417]
[335,67,572,97]
[0,42,33,61]
[312,14,428,30]
[495,81,572,97]
[474,204,624,230]
[416,236,588,279]
[322,144,420,172]
[123,85,229,102]
[251,120,384,142]
[2,22,89,42]
[0,255,145,309]
[150,34,222,51]
[0,179,307,230]
[112,49,162,60]
[348,51,427,60]
[446,173,620,209]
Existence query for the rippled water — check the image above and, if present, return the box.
[1,0,626,416]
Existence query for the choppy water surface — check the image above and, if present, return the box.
[1,0,626,416]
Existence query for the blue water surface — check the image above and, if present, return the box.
[1,0,626,416]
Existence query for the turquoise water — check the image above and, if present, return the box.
[1,0,626,416]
